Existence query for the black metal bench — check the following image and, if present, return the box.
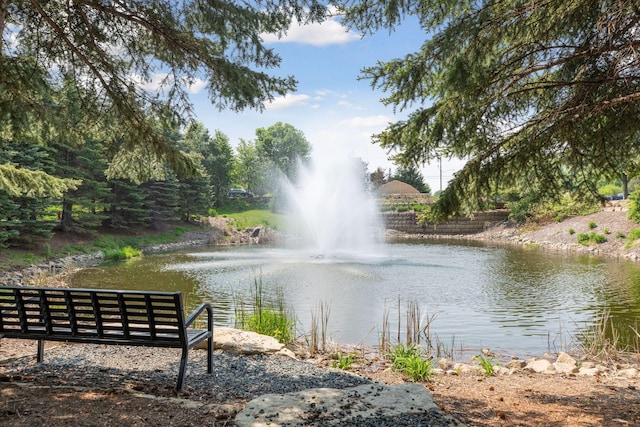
[0,286,213,391]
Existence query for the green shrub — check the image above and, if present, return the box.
[577,232,607,246]
[593,234,606,244]
[616,231,626,239]
[568,228,575,235]
[597,184,622,198]
[588,221,597,229]
[396,206,409,212]
[628,190,640,223]
[625,228,640,248]
[104,246,142,261]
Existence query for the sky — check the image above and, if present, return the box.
[189,11,464,192]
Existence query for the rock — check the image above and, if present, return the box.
[554,362,579,374]
[195,327,287,355]
[234,382,450,427]
[275,348,297,359]
[525,359,554,373]
[505,360,527,370]
[453,363,476,374]
[618,368,639,379]
[555,352,577,365]
[438,358,450,370]
[578,367,601,376]
[553,352,578,374]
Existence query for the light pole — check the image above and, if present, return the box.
[438,156,442,194]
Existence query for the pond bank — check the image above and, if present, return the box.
[389,201,640,262]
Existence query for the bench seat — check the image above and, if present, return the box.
[0,286,213,391]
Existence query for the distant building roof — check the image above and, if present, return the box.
[377,180,420,195]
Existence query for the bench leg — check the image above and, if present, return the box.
[207,335,213,374]
[37,339,44,363]
[177,347,188,391]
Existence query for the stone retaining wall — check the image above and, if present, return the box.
[382,209,510,235]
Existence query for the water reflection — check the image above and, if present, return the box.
[67,241,640,358]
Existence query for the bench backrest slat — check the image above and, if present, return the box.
[0,287,187,346]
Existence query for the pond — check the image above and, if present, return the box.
[67,239,640,359]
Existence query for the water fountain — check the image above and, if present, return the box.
[281,157,385,259]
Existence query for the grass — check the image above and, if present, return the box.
[0,223,203,271]
[104,246,142,261]
[235,276,295,344]
[388,344,434,381]
[223,209,286,230]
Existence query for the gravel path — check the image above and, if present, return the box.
[4,344,371,400]
[2,344,460,426]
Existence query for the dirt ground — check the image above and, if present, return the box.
[3,205,640,426]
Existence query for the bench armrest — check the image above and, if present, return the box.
[184,303,213,331]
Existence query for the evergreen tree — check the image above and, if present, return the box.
[140,179,181,229]
[49,138,111,231]
[392,165,431,194]
[0,142,55,247]
[340,0,640,218]
[1,0,327,192]
[107,180,151,230]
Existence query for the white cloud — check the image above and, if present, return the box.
[339,115,391,129]
[185,78,206,94]
[129,73,207,94]
[262,13,360,46]
[265,93,311,110]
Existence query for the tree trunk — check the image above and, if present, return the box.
[622,173,629,199]
[60,199,74,232]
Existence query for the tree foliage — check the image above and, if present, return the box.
[1,0,326,191]
[255,121,312,180]
[339,0,640,218]
[392,165,430,194]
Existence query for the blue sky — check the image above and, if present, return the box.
[189,11,463,192]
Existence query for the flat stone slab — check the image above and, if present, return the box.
[235,382,462,426]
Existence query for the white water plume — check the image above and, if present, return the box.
[282,157,384,258]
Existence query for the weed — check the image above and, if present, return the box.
[332,352,354,370]
[616,231,626,239]
[603,228,611,234]
[388,345,433,381]
[588,221,597,229]
[568,228,575,235]
[472,354,499,376]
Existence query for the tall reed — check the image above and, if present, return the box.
[309,300,331,354]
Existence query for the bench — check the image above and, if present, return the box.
[0,286,213,391]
